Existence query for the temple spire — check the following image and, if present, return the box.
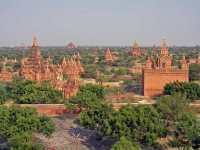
[134,40,138,48]
[106,47,111,55]
[181,55,188,69]
[160,38,168,55]
[146,56,152,69]
[182,55,186,64]
[62,57,67,68]
[33,35,38,46]
[1,63,8,73]
[162,37,166,47]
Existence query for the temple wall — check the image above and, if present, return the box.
[142,69,189,96]
[18,104,81,115]
[5,103,200,116]
[6,103,140,115]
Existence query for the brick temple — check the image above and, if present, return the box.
[19,36,83,98]
[151,44,159,51]
[72,52,81,59]
[142,38,189,96]
[129,41,147,56]
[66,42,77,49]
[0,64,12,81]
[105,48,118,62]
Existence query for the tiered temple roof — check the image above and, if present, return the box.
[105,48,118,62]
[129,41,147,56]
[19,36,84,98]
[66,42,77,49]
[19,36,63,87]
[142,38,189,97]
[0,64,12,80]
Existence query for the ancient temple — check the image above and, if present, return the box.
[0,64,12,80]
[172,45,178,50]
[62,74,79,99]
[151,44,158,51]
[62,57,84,76]
[66,42,77,49]
[142,38,189,96]
[3,57,17,64]
[72,52,81,59]
[61,57,83,99]
[19,36,63,88]
[105,48,118,62]
[157,38,172,68]
[129,41,147,56]
[19,36,84,99]
[188,53,200,64]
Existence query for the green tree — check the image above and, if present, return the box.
[189,63,200,81]
[79,83,105,100]
[169,111,200,149]
[116,68,124,76]
[163,81,200,101]
[123,79,133,86]
[66,84,105,111]
[114,104,167,147]
[78,103,166,147]
[133,72,142,86]
[11,80,62,104]
[95,73,108,85]
[3,75,24,99]
[0,105,55,149]
[11,80,35,103]
[111,137,141,150]
[126,60,136,68]
[81,64,99,78]
[8,132,45,150]
[77,103,115,140]
[12,74,24,84]
[157,93,191,122]
[13,62,22,72]
[114,68,125,82]
[0,85,7,104]
[67,90,101,110]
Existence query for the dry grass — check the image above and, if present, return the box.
[105,92,136,103]
[192,100,200,104]
[156,137,179,150]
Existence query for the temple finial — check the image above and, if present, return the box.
[33,35,38,46]
[162,38,166,47]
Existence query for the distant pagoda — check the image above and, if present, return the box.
[66,42,77,49]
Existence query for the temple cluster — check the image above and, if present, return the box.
[19,36,84,98]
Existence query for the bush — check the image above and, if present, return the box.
[163,81,200,101]
[108,78,118,82]
[11,80,62,104]
[0,85,7,104]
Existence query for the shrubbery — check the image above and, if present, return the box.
[163,81,200,101]
[11,80,62,104]
[0,105,55,149]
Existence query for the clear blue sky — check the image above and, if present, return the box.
[0,0,199,46]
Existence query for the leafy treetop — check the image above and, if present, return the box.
[11,80,62,104]
[0,105,55,149]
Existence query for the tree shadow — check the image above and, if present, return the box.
[0,136,9,150]
[67,121,117,150]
